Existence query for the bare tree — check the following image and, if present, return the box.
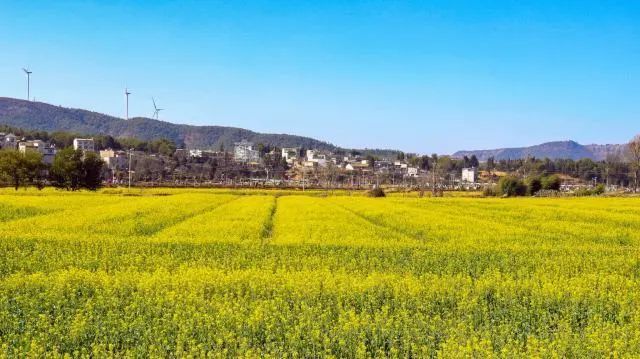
[628,134,640,192]
[431,153,439,196]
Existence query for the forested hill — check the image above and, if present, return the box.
[0,97,337,151]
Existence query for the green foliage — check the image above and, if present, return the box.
[82,152,105,190]
[498,176,527,197]
[527,176,542,195]
[50,148,84,190]
[50,148,104,191]
[148,138,176,156]
[574,184,606,197]
[541,174,562,190]
[0,150,23,189]
[0,149,46,190]
[0,98,337,153]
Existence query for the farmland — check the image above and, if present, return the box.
[1,189,640,357]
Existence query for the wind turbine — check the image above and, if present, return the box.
[125,88,131,120]
[152,98,163,119]
[22,68,32,101]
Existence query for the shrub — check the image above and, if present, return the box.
[593,184,606,195]
[367,187,386,197]
[575,184,606,197]
[527,177,542,195]
[498,176,527,197]
[541,175,561,191]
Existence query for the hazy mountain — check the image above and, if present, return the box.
[454,141,627,161]
[0,97,337,151]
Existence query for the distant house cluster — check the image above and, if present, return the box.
[1,133,106,167]
[233,140,260,163]
[18,140,56,164]
[206,139,426,178]
[3,130,484,188]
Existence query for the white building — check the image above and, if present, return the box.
[306,149,317,161]
[234,140,260,163]
[18,140,56,164]
[0,133,18,149]
[281,147,298,164]
[407,167,418,177]
[462,167,478,183]
[189,149,203,158]
[305,149,328,167]
[73,138,95,152]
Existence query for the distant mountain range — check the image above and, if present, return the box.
[453,141,627,161]
[0,97,337,151]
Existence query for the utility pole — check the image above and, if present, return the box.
[128,148,133,190]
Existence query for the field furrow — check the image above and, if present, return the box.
[271,196,419,247]
[151,195,275,244]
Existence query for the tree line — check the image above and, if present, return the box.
[0,148,104,191]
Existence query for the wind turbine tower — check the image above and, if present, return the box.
[152,98,163,120]
[22,68,32,101]
[125,88,131,120]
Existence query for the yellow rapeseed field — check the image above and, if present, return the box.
[1,188,640,357]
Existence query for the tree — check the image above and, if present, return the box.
[430,153,439,196]
[463,155,470,167]
[148,138,176,156]
[527,176,542,195]
[21,151,47,189]
[50,148,84,190]
[0,149,45,190]
[541,175,561,191]
[0,150,25,190]
[469,155,479,168]
[498,176,527,197]
[486,156,495,184]
[82,152,105,190]
[628,134,640,192]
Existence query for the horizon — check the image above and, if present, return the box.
[2,96,626,155]
[1,1,639,153]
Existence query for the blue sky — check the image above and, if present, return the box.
[1,1,638,153]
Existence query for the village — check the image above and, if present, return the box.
[6,128,634,195]
[1,131,487,190]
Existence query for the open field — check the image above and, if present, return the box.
[1,189,640,357]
